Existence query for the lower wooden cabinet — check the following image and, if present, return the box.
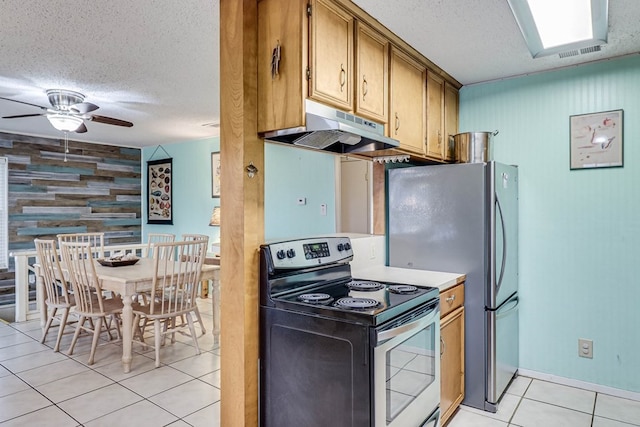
[440,284,465,425]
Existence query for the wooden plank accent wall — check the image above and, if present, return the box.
[0,131,141,303]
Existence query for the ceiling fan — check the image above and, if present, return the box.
[0,89,133,133]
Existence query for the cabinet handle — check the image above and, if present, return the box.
[270,40,281,80]
[395,113,400,135]
[446,295,455,304]
[440,337,445,357]
[362,75,368,100]
[340,64,346,92]
[438,130,442,147]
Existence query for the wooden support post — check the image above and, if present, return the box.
[220,1,262,426]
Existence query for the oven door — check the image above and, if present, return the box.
[373,300,441,427]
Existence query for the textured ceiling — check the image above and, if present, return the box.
[0,0,638,148]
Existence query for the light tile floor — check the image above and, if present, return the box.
[0,299,221,427]
[4,300,640,427]
[448,375,640,427]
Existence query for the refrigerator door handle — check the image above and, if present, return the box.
[495,194,507,295]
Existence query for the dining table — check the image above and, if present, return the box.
[36,257,220,373]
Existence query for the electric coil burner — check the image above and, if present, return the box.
[388,284,418,294]
[334,297,381,310]
[260,237,441,427]
[298,293,333,305]
[346,280,385,291]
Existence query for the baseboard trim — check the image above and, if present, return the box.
[518,368,640,402]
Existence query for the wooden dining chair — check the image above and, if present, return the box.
[34,239,76,352]
[132,239,207,367]
[147,233,175,259]
[180,234,209,334]
[57,232,105,259]
[59,241,123,365]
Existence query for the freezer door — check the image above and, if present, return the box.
[488,162,519,308]
[486,293,519,410]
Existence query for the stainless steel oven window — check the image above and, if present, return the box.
[374,302,441,427]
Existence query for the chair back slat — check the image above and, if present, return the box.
[149,239,208,316]
[34,239,70,307]
[59,241,106,316]
[58,233,105,259]
[147,233,175,259]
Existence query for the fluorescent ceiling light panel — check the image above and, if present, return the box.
[528,0,592,48]
[507,0,608,58]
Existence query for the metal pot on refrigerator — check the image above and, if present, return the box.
[452,130,498,163]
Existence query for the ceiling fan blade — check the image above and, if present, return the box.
[70,102,99,114]
[75,122,88,133]
[2,113,46,119]
[0,96,48,111]
[89,114,133,127]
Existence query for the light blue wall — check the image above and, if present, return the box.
[142,139,337,245]
[264,143,336,240]
[142,138,220,245]
[460,55,640,392]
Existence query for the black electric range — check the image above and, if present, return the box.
[260,236,438,326]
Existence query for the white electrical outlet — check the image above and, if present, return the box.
[320,204,327,216]
[578,338,593,359]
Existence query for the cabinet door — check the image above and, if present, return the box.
[389,47,426,155]
[257,0,307,133]
[440,307,465,426]
[444,82,459,162]
[426,71,445,159]
[309,0,353,110]
[355,22,388,124]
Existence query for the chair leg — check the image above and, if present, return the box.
[68,315,86,356]
[154,319,162,368]
[40,306,57,344]
[193,306,206,335]
[53,308,70,352]
[185,313,201,355]
[88,317,102,365]
[112,314,122,340]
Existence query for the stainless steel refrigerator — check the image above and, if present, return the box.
[387,161,519,412]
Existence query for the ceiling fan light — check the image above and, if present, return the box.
[47,114,83,132]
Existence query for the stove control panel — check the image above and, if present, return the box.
[265,236,353,269]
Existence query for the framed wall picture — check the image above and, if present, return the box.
[570,109,623,170]
[147,158,173,224]
[211,152,221,198]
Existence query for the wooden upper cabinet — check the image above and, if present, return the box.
[257,0,307,133]
[444,82,459,162]
[309,0,353,111]
[389,47,426,156]
[426,71,445,159]
[354,22,388,124]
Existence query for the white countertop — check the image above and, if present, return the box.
[351,265,465,292]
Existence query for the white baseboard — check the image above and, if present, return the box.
[518,368,640,402]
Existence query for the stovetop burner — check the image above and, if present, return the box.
[334,297,381,310]
[297,293,334,304]
[346,280,384,291]
[388,284,418,294]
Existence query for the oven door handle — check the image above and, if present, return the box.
[377,304,439,343]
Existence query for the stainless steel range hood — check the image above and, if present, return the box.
[262,99,399,154]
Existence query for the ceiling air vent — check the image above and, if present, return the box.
[559,50,579,58]
[558,45,601,59]
[580,45,602,54]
